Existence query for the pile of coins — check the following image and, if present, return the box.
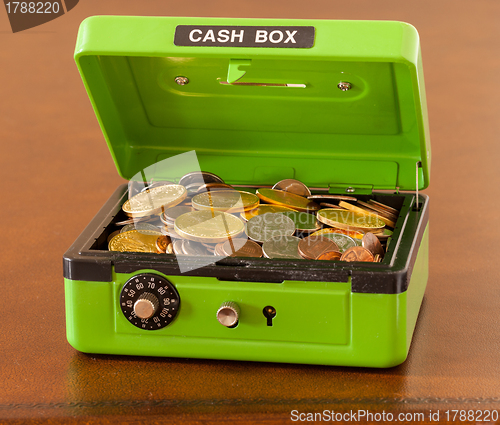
[108,173,399,263]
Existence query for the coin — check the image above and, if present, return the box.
[174,210,245,243]
[195,183,235,193]
[161,225,183,239]
[240,204,298,221]
[214,242,226,256]
[109,230,163,253]
[120,222,161,234]
[357,200,398,221]
[115,216,150,226]
[222,239,263,258]
[362,232,385,258]
[367,199,399,215]
[160,206,195,225]
[122,185,187,218]
[321,233,357,253]
[317,208,385,231]
[107,230,120,243]
[340,246,374,262]
[166,242,174,254]
[339,201,396,228]
[311,227,364,241]
[272,179,311,197]
[179,171,224,187]
[172,239,185,255]
[298,235,340,260]
[262,235,302,259]
[316,250,342,261]
[319,203,346,209]
[277,211,321,233]
[256,188,320,212]
[156,235,171,253]
[308,194,357,201]
[245,213,295,243]
[141,181,176,192]
[192,191,259,213]
[182,239,211,256]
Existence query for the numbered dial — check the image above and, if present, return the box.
[120,273,180,330]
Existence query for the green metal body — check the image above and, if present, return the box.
[65,226,428,368]
[64,16,431,367]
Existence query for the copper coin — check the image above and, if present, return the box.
[222,239,263,258]
[298,235,340,260]
[272,179,311,197]
[340,246,374,262]
[362,232,385,258]
[156,235,171,253]
[316,250,342,261]
[367,199,399,215]
[308,194,357,201]
[256,188,320,212]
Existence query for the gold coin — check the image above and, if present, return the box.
[340,246,374,262]
[256,188,320,212]
[122,185,187,218]
[272,179,311,197]
[174,210,245,243]
[240,204,298,221]
[339,201,396,228]
[311,227,364,240]
[191,191,259,213]
[108,230,163,253]
[357,200,398,221]
[317,208,385,231]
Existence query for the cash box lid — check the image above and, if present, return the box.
[75,16,430,191]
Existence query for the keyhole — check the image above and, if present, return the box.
[263,306,276,327]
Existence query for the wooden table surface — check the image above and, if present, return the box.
[1,1,499,423]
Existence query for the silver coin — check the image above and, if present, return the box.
[272,179,311,197]
[182,240,211,256]
[160,205,195,225]
[179,171,224,187]
[245,213,295,243]
[141,181,176,192]
[322,233,357,253]
[120,222,161,233]
[262,235,302,259]
[172,239,185,255]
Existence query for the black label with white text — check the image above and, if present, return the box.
[174,25,315,48]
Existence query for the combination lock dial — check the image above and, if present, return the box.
[120,273,180,330]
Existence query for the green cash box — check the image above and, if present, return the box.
[63,16,431,367]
